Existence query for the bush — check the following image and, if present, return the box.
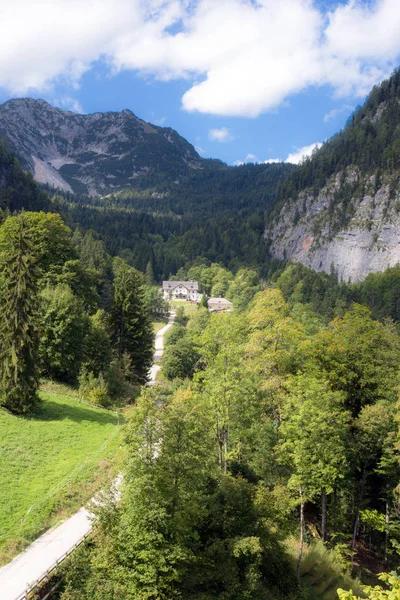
[174,306,189,326]
[165,324,187,346]
[78,369,111,408]
[162,339,200,380]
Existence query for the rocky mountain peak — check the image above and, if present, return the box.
[0,98,203,196]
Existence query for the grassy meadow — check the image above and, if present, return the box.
[0,383,122,564]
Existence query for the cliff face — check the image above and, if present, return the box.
[267,168,400,282]
[266,69,400,282]
[0,98,203,196]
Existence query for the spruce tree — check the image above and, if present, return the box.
[111,263,154,384]
[0,216,41,413]
[145,260,154,287]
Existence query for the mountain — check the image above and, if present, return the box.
[0,139,51,213]
[266,69,400,282]
[0,98,204,196]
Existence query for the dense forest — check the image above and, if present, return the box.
[50,161,293,278]
[57,281,400,599]
[0,208,162,414]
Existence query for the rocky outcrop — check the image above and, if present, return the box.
[267,168,400,282]
[0,98,203,196]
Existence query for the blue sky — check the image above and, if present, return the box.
[0,0,399,165]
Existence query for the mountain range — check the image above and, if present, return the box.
[2,70,400,282]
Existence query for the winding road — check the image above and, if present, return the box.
[0,312,175,600]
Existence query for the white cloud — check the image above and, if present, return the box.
[323,104,354,122]
[263,158,282,164]
[0,1,400,117]
[55,96,84,114]
[285,142,322,164]
[195,145,206,155]
[208,127,233,142]
[233,153,257,165]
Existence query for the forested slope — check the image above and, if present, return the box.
[267,68,400,282]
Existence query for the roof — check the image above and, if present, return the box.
[207,297,233,305]
[162,280,199,291]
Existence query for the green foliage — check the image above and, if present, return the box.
[226,268,260,311]
[298,541,364,599]
[174,305,189,326]
[61,387,297,600]
[78,370,111,408]
[83,310,112,377]
[144,285,169,321]
[0,142,51,214]
[165,323,187,346]
[278,375,349,499]
[311,305,400,417]
[0,215,41,413]
[337,572,400,599]
[111,262,154,384]
[199,292,208,308]
[162,338,200,380]
[39,285,89,383]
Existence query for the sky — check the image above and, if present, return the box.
[0,0,400,165]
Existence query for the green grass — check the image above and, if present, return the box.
[286,539,364,599]
[153,321,166,334]
[0,384,122,564]
[169,300,199,313]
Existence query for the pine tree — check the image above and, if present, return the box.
[199,293,208,309]
[111,263,154,384]
[145,260,155,287]
[0,216,41,414]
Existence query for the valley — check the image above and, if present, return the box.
[1,67,400,600]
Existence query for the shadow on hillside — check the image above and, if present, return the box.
[30,400,119,426]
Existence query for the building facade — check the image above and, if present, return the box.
[161,280,202,302]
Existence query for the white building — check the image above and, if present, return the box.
[161,280,202,302]
[207,297,233,312]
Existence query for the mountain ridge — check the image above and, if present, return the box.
[0,98,205,196]
[266,68,400,282]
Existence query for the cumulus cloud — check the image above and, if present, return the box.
[1,1,400,117]
[263,158,282,164]
[208,127,233,142]
[285,142,322,164]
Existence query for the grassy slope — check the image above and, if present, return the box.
[0,384,122,564]
[153,322,166,334]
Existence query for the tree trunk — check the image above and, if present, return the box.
[218,438,223,470]
[351,466,367,569]
[321,487,327,542]
[385,500,390,564]
[223,426,228,473]
[297,487,304,581]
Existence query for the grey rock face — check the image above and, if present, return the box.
[266,168,400,282]
[0,98,203,196]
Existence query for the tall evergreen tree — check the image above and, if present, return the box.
[111,263,154,384]
[0,215,41,414]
